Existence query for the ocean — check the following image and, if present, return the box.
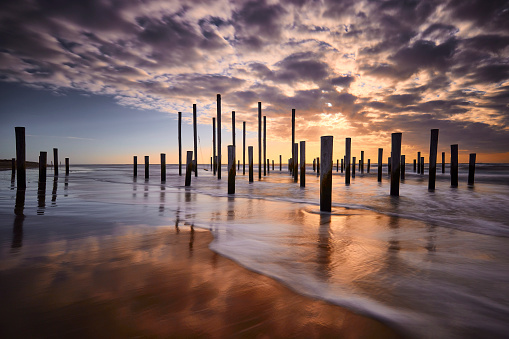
[1,163,508,338]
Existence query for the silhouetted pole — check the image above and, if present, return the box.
[413,159,416,172]
[193,104,198,177]
[39,152,47,182]
[217,95,222,180]
[263,115,266,176]
[388,157,391,175]
[421,157,424,174]
[367,159,371,173]
[52,148,58,177]
[145,156,149,179]
[361,151,364,173]
[15,127,26,189]
[213,117,216,176]
[291,108,295,176]
[161,153,166,182]
[133,156,138,177]
[336,159,339,172]
[417,152,421,174]
[320,136,333,212]
[298,141,305,187]
[293,143,298,182]
[272,160,274,171]
[243,121,246,175]
[401,155,405,180]
[65,158,69,176]
[345,138,351,184]
[258,102,262,180]
[248,146,254,182]
[238,160,240,171]
[377,148,383,182]
[11,158,15,178]
[451,144,458,187]
[352,157,356,178]
[267,159,270,174]
[313,159,316,172]
[185,151,192,186]
[316,157,320,176]
[468,153,476,186]
[279,155,282,171]
[428,129,439,190]
[390,133,402,196]
[228,145,235,194]
[232,111,236,175]
[178,112,182,176]
[341,158,344,173]
[442,152,445,174]
[212,157,213,170]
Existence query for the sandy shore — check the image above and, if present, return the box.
[0,224,402,338]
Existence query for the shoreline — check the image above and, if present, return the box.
[0,222,403,338]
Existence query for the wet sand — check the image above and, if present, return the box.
[0,224,402,338]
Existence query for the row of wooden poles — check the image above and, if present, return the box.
[12,127,70,190]
[131,95,477,212]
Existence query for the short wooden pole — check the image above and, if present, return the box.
[179,112,182,176]
[279,155,282,171]
[442,152,445,174]
[133,156,138,177]
[248,146,254,182]
[217,94,222,180]
[267,159,269,174]
[341,158,344,173]
[39,152,47,182]
[413,159,416,172]
[213,117,216,176]
[145,156,149,179]
[53,148,59,177]
[468,153,476,186]
[11,158,15,178]
[361,151,364,173]
[421,157,424,174]
[263,115,266,176]
[451,144,458,187]
[345,138,351,184]
[316,157,320,176]
[289,158,293,174]
[161,153,166,182]
[211,157,213,170]
[428,129,439,190]
[293,143,298,182]
[238,160,240,171]
[185,151,192,186]
[417,152,421,174]
[367,159,371,173]
[377,148,383,182]
[401,155,405,180]
[388,157,391,175]
[320,136,333,212]
[15,127,26,189]
[193,104,198,177]
[258,102,262,180]
[313,159,316,172]
[272,160,274,171]
[352,157,356,178]
[65,158,69,176]
[300,141,305,187]
[228,145,235,194]
[243,121,246,175]
[390,133,402,196]
[336,159,339,172]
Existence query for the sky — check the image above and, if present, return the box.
[0,0,508,164]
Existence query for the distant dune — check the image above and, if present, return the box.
[0,159,40,170]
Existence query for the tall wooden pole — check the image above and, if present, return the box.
[145,156,149,179]
[185,151,192,186]
[15,127,26,188]
[263,115,267,176]
[228,145,235,194]
[417,152,421,174]
[451,144,458,187]
[232,111,236,175]
[243,121,246,175]
[377,148,383,182]
[248,146,254,182]
[178,112,182,176]
[53,148,59,177]
[217,94,222,180]
[345,138,351,184]
[361,151,364,173]
[442,152,445,174]
[291,109,295,176]
[213,117,216,176]
[320,136,333,212]
[161,153,166,182]
[468,153,476,186]
[258,102,262,180]
[390,133,402,196]
[193,104,198,177]
[428,129,439,190]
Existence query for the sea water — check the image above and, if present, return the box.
[1,163,508,338]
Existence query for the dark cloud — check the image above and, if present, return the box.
[446,0,509,32]
[331,75,355,88]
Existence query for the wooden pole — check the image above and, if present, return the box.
[320,136,333,212]
[390,133,402,196]
[442,152,445,174]
[11,158,16,179]
[267,159,269,174]
[185,151,192,186]
[248,146,254,182]
[263,115,266,176]
[352,156,356,178]
[291,108,295,177]
[232,111,236,175]
[39,152,47,182]
[468,153,476,186]
[279,155,282,171]
[213,117,216,176]
[377,148,383,182]
[428,129,439,190]
[145,156,149,179]
[272,160,274,171]
[313,159,316,172]
[211,157,213,171]
[388,157,391,175]
[193,104,198,177]
[228,145,235,194]
[15,127,26,189]
[336,159,339,172]
[133,156,137,177]
[341,158,344,173]
[53,148,59,177]
[178,112,182,176]
[293,143,298,182]
[361,151,364,173]
[258,102,262,180]
[345,138,351,184]
[316,157,320,176]
[421,157,424,174]
[413,159,416,172]
[243,121,246,175]
[451,144,458,187]
[417,152,421,174]
[400,155,405,180]
[300,141,305,187]
[161,153,166,182]
[65,158,69,176]
[238,160,240,171]
[217,94,222,180]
